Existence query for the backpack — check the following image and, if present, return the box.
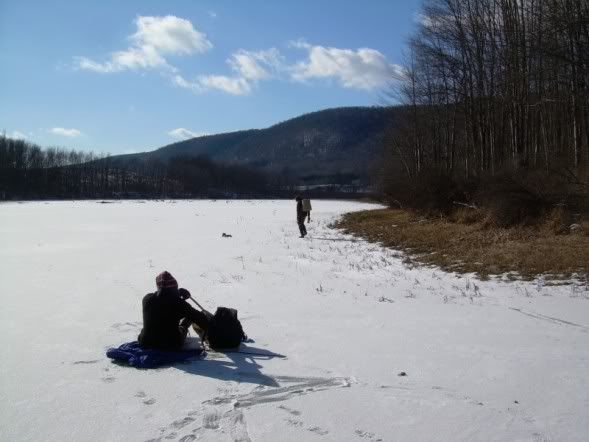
[302,199,312,212]
[205,307,246,349]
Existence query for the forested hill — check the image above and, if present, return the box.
[114,106,393,184]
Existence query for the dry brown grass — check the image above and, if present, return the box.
[334,208,589,281]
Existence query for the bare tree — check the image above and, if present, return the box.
[385,0,588,181]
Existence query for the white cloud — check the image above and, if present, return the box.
[10,131,27,139]
[230,53,269,81]
[173,43,399,95]
[172,71,253,96]
[168,128,208,140]
[228,48,283,81]
[288,39,311,50]
[208,11,217,18]
[197,75,252,95]
[174,48,283,95]
[171,74,207,94]
[415,13,431,27]
[415,10,476,31]
[133,15,212,54]
[77,20,401,96]
[50,127,83,137]
[415,12,446,30]
[172,74,196,89]
[76,16,212,73]
[76,57,117,73]
[291,43,402,89]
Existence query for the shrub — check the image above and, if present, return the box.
[382,168,474,216]
[540,206,574,235]
[381,165,587,228]
[450,207,485,224]
[476,168,586,228]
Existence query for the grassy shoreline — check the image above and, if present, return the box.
[334,208,588,283]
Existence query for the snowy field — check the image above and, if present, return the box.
[1,200,588,442]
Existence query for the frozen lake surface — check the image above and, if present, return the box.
[1,200,588,441]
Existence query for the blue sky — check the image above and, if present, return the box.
[0,0,421,154]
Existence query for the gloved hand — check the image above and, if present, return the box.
[178,288,191,300]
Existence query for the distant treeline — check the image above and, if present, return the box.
[0,135,274,199]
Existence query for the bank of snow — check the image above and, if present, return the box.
[1,200,588,441]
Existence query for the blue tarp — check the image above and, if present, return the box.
[106,341,203,369]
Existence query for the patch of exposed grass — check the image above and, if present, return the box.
[334,209,589,282]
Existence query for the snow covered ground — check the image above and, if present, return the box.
[1,200,588,442]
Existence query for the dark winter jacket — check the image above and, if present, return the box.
[296,200,308,223]
[138,288,208,350]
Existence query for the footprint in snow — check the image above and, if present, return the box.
[203,410,221,429]
[169,408,251,442]
[170,416,195,430]
[355,429,383,440]
[279,405,329,436]
[285,418,304,427]
[278,405,302,416]
[227,409,251,442]
[308,426,329,436]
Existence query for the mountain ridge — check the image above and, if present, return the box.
[112,106,394,184]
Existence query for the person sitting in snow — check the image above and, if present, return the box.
[138,271,209,350]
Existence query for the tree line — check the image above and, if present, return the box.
[0,135,272,199]
[382,0,588,181]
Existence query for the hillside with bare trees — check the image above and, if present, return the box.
[380,0,588,219]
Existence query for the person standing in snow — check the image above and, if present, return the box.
[138,271,209,350]
[295,195,311,238]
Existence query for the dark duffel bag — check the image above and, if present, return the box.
[206,307,246,349]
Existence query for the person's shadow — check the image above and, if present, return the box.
[175,337,285,387]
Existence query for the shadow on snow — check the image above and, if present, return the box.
[175,337,286,387]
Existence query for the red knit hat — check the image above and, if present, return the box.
[156,271,178,289]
